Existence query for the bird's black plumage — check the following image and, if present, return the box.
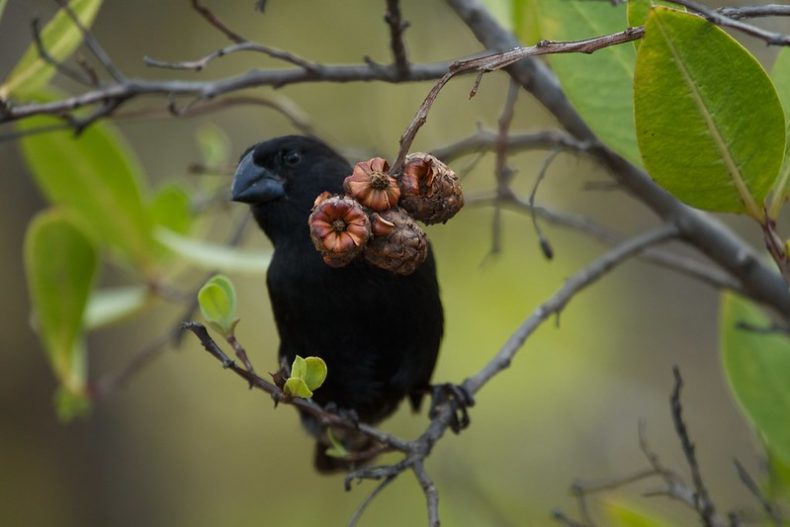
[231,136,443,471]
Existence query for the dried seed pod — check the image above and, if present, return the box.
[398,152,464,224]
[343,157,401,212]
[364,207,428,276]
[309,195,371,267]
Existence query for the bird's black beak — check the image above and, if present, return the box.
[231,150,285,204]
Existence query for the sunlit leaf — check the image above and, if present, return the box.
[19,111,155,271]
[155,228,270,274]
[84,286,149,330]
[0,0,103,99]
[302,356,327,392]
[284,377,312,399]
[720,293,790,465]
[605,500,672,527]
[198,274,238,336]
[634,8,784,218]
[535,0,640,165]
[25,209,97,398]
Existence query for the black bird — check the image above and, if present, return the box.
[231,135,444,471]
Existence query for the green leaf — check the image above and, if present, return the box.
[198,274,237,336]
[25,209,98,396]
[302,356,327,392]
[627,1,680,30]
[767,446,790,501]
[0,0,8,22]
[291,355,307,379]
[0,0,103,99]
[768,48,790,218]
[284,377,313,399]
[325,429,349,459]
[535,0,640,165]
[154,228,271,274]
[84,286,149,330]
[634,8,785,219]
[19,110,155,271]
[720,292,790,465]
[147,184,192,235]
[196,123,231,169]
[605,500,672,527]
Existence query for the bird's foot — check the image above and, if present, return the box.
[324,402,361,429]
[429,383,475,434]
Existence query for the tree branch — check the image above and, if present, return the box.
[445,0,790,318]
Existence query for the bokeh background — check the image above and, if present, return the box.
[1,1,787,525]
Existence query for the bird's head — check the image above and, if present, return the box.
[231,135,352,244]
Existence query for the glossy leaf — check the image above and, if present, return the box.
[198,275,238,336]
[155,228,270,274]
[284,377,313,399]
[720,293,790,464]
[25,210,97,397]
[291,355,307,379]
[634,8,785,218]
[302,357,327,391]
[536,0,640,165]
[0,0,103,99]
[768,48,790,218]
[19,112,155,270]
[605,501,671,527]
[84,286,149,330]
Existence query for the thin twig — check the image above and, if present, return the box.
[430,129,593,162]
[54,0,126,82]
[31,18,94,87]
[347,475,397,527]
[190,0,244,43]
[733,459,783,526]
[662,0,790,45]
[390,26,644,172]
[718,4,790,19]
[670,366,717,526]
[413,461,440,527]
[529,149,561,260]
[385,0,410,76]
[144,41,318,72]
[464,224,678,394]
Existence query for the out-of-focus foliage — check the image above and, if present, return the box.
[24,210,97,413]
[634,7,784,218]
[720,293,790,469]
[605,500,672,527]
[0,0,102,99]
[532,0,640,165]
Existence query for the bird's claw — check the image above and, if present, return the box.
[429,383,475,434]
[325,402,361,429]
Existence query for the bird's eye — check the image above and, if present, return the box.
[283,150,301,167]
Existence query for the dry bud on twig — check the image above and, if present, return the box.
[399,152,463,224]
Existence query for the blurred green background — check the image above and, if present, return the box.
[0,1,786,525]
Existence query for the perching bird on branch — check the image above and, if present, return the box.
[231,135,469,472]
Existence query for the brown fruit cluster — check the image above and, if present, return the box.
[308,152,462,275]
